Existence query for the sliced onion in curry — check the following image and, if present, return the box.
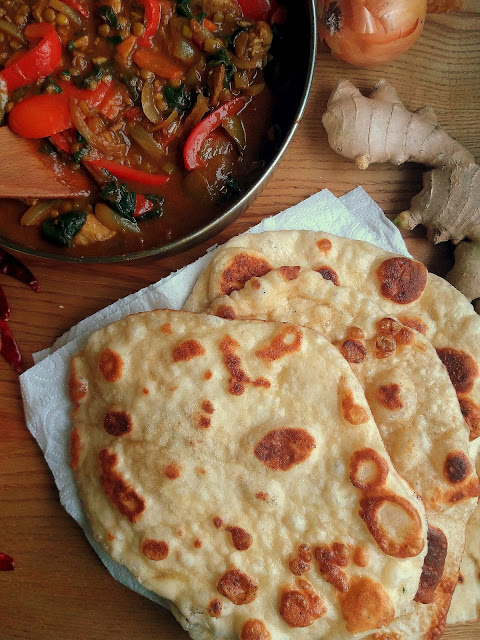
[141,80,162,125]
[128,123,165,161]
[49,0,83,26]
[21,200,58,226]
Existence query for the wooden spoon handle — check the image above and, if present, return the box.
[0,127,91,199]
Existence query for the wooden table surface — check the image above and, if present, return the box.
[1,8,479,640]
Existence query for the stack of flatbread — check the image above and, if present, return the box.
[69,231,480,640]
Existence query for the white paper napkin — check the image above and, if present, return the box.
[20,186,409,608]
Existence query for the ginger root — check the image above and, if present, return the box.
[322,79,480,304]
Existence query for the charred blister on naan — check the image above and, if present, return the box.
[279,578,326,628]
[359,494,425,558]
[339,576,394,635]
[341,389,369,425]
[399,316,429,335]
[141,538,169,561]
[220,335,270,395]
[436,347,479,394]
[99,449,145,523]
[254,428,316,471]
[70,427,81,470]
[458,397,480,440]
[103,410,132,436]
[414,525,448,604]
[172,339,206,362]
[241,619,272,640]
[316,266,340,286]
[376,257,427,304]
[225,526,253,551]
[215,304,237,319]
[164,462,181,479]
[69,360,88,410]
[256,326,303,361]
[340,339,367,364]
[219,253,272,295]
[366,633,402,640]
[208,598,223,618]
[375,335,397,360]
[289,544,312,576]
[278,266,301,280]
[160,323,172,334]
[350,448,389,490]
[99,348,123,382]
[443,451,474,485]
[377,384,403,411]
[217,568,258,605]
[316,238,332,254]
[195,400,215,429]
[314,543,351,592]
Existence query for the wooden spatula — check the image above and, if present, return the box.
[0,127,92,199]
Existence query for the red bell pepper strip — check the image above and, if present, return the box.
[237,0,274,21]
[0,320,25,374]
[137,0,160,48]
[0,248,39,292]
[183,97,246,170]
[0,552,15,571]
[62,0,89,17]
[0,284,10,321]
[86,159,170,186]
[0,23,62,93]
[49,131,72,153]
[8,80,111,139]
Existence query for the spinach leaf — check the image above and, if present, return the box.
[176,0,194,19]
[98,5,119,28]
[43,77,62,94]
[207,49,235,86]
[74,62,113,89]
[100,181,136,222]
[163,84,193,113]
[41,211,87,247]
[107,34,123,45]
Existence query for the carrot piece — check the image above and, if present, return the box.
[133,48,183,80]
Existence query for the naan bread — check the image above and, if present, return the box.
[184,229,480,625]
[206,268,479,639]
[70,310,428,640]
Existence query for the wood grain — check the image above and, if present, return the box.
[1,10,479,639]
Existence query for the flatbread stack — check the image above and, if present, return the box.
[70,230,480,640]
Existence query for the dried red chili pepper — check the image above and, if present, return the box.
[0,552,14,571]
[0,248,39,292]
[0,319,25,374]
[0,284,10,321]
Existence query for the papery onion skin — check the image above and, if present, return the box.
[321,0,427,67]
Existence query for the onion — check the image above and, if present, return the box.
[95,202,140,234]
[49,0,83,25]
[222,115,246,152]
[0,19,26,42]
[141,80,162,124]
[70,98,126,159]
[20,200,57,226]
[128,123,165,161]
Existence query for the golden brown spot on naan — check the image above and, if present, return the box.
[279,579,326,628]
[196,414,211,429]
[399,316,428,335]
[70,427,81,470]
[339,576,394,634]
[194,538,202,549]
[217,568,258,605]
[367,633,401,640]
[316,238,332,254]
[256,326,303,361]
[317,266,340,286]
[220,335,269,395]
[376,257,427,304]
[359,494,424,558]
[353,546,369,567]
[414,525,448,604]
[213,516,223,529]
[220,253,272,295]
[99,449,145,523]
[204,370,213,380]
[241,619,271,640]
[254,428,316,471]
[172,339,206,362]
[225,526,253,551]
[314,543,351,592]
[350,448,389,491]
[141,539,169,560]
[250,278,261,290]
[443,451,473,484]
[459,397,480,440]
[69,361,87,410]
[160,323,172,334]
[202,400,214,414]
[375,335,396,359]
[458,573,464,584]
[346,326,365,340]
[256,492,269,501]
[341,389,369,425]
[142,388,149,395]
[377,384,403,410]
[289,544,312,576]
[103,410,132,437]
[340,339,366,364]
[99,348,123,382]
[215,304,237,320]
[278,265,301,280]
[197,467,207,475]
[377,317,414,345]
[106,532,115,542]
[164,462,181,479]
[208,599,223,618]
[436,348,479,394]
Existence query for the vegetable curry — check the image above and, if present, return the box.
[0,0,285,256]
